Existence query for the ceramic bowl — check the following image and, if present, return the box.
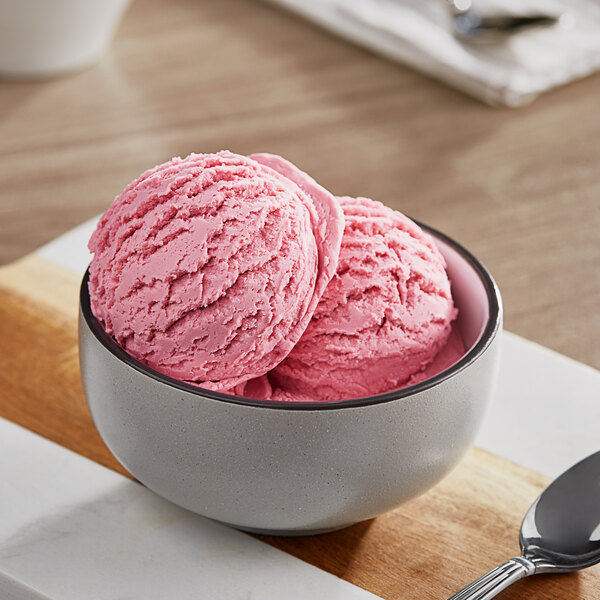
[79,224,502,535]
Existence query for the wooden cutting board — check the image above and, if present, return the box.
[0,254,598,600]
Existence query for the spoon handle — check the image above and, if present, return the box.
[447,556,536,600]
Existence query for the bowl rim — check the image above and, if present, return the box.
[80,222,502,411]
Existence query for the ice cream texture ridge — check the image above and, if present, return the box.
[88,151,464,402]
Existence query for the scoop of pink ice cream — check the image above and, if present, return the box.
[88,151,344,389]
[235,196,461,402]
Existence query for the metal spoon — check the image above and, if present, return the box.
[447,450,600,600]
[447,0,561,43]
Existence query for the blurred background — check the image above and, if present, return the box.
[0,0,598,369]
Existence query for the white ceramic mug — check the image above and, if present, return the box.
[0,0,132,77]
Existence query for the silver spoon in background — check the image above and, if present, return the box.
[447,0,562,43]
[447,450,600,600]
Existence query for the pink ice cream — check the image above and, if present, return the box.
[234,196,463,402]
[88,151,344,390]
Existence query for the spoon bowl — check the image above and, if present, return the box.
[448,450,600,599]
[521,450,600,571]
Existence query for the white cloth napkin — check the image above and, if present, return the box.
[266,0,600,106]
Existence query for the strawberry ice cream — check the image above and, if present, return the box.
[235,196,463,402]
[89,152,464,402]
[87,151,344,390]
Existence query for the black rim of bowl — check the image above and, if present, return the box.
[80,222,502,411]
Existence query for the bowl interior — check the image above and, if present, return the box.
[435,236,490,354]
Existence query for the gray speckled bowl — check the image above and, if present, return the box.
[79,225,502,535]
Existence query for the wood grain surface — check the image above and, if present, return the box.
[0,255,598,599]
[0,0,598,369]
